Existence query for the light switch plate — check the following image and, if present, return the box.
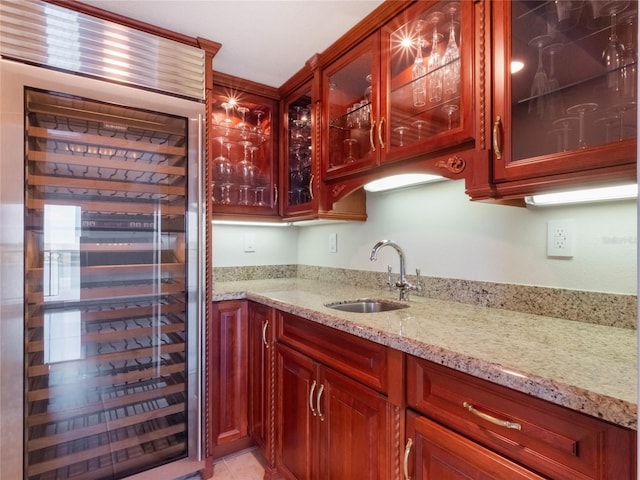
[244,233,256,253]
[328,233,337,253]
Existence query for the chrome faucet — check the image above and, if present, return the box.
[370,240,422,301]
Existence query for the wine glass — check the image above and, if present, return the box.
[601,1,629,93]
[394,126,409,147]
[528,34,552,118]
[236,106,251,139]
[619,9,637,99]
[551,117,578,151]
[344,138,358,163]
[236,140,257,186]
[212,136,232,183]
[441,104,458,130]
[220,102,235,133]
[544,42,564,118]
[566,102,598,149]
[427,11,444,103]
[412,119,431,140]
[442,2,461,95]
[609,102,637,140]
[253,110,266,141]
[412,19,428,107]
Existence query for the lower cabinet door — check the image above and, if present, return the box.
[406,410,546,480]
[276,344,316,480]
[318,366,390,480]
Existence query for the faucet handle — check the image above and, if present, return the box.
[386,265,393,288]
[415,268,424,293]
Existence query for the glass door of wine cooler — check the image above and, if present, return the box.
[21,87,194,480]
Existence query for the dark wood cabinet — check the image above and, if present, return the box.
[406,355,636,480]
[210,74,280,219]
[210,300,251,458]
[248,302,277,475]
[405,410,546,480]
[469,0,637,200]
[275,311,397,480]
[321,0,479,202]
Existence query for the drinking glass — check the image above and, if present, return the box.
[566,102,598,149]
[442,2,460,95]
[620,10,637,99]
[427,11,444,103]
[609,102,637,140]
[528,34,552,118]
[220,102,235,133]
[236,106,251,139]
[551,117,578,151]
[601,1,629,93]
[441,104,458,130]
[394,126,409,146]
[344,138,358,163]
[212,136,232,184]
[412,19,427,107]
[412,119,431,141]
[544,42,564,119]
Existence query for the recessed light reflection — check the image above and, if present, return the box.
[511,61,524,74]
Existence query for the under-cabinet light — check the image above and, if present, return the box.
[212,220,293,227]
[524,184,637,206]
[364,174,444,192]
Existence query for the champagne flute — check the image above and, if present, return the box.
[442,2,460,95]
[412,19,427,107]
[426,11,444,103]
[528,34,552,118]
[344,138,358,163]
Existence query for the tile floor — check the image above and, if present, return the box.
[207,449,265,480]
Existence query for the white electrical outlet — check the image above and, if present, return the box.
[328,233,338,253]
[243,233,256,253]
[547,220,575,258]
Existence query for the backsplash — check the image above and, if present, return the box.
[214,264,637,329]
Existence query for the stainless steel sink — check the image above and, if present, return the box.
[325,299,409,313]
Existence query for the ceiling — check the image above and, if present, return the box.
[78,0,385,88]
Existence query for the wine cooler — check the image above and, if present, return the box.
[0,58,205,480]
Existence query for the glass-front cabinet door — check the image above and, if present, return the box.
[322,1,474,180]
[210,88,278,217]
[492,0,638,183]
[381,0,474,163]
[282,84,315,217]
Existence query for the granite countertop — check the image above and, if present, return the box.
[213,278,638,430]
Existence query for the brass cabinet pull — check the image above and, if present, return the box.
[308,174,314,200]
[316,383,325,422]
[403,438,413,480]
[378,117,386,149]
[463,402,521,430]
[369,119,376,152]
[261,320,269,348]
[493,115,502,160]
[273,184,278,206]
[309,381,317,417]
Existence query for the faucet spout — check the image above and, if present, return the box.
[370,240,406,282]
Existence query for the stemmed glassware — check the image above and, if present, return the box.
[551,116,578,151]
[427,11,444,103]
[620,9,637,99]
[601,1,629,93]
[220,102,235,134]
[412,119,430,141]
[566,102,598,149]
[212,136,232,203]
[236,106,251,139]
[412,19,428,107]
[236,140,256,205]
[528,34,552,118]
[544,42,564,119]
[609,102,637,140]
[344,138,358,163]
[441,104,458,130]
[442,2,461,95]
[253,110,266,141]
[394,126,409,147]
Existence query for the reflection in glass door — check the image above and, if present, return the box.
[24,88,190,480]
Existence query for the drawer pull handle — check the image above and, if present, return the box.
[463,402,521,430]
[261,320,269,348]
[316,383,325,422]
[309,381,317,417]
[403,437,413,480]
[378,117,386,149]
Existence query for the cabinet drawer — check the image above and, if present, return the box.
[277,311,388,393]
[406,355,635,480]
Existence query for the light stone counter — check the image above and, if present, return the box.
[213,278,638,430]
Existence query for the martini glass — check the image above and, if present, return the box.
[412,119,431,140]
[551,116,579,151]
[609,102,637,140]
[566,103,598,149]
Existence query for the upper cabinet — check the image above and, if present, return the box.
[486,0,637,198]
[322,0,476,182]
[210,80,279,218]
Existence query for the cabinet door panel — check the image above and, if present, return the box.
[318,367,389,480]
[407,411,546,480]
[276,344,317,480]
[211,300,249,454]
